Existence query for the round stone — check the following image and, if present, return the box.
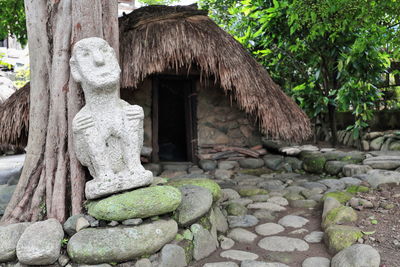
[247,202,286,212]
[302,257,330,267]
[227,228,258,243]
[227,215,259,228]
[255,223,285,236]
[258,236,309,252]
[304,231,324,243]
[278,215,309,228]
[220,249,259,261]
[331,244,380,267]
[267,196,289,206]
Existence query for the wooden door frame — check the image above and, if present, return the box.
[151,75,198,163]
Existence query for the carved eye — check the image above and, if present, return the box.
[83,50,90,57]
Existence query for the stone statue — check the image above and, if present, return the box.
[70,37,153,200]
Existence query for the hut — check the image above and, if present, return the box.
[119,5,311,162]
[0,5,311,162]
[0,83,29,151]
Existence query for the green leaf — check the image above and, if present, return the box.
[371,219,378,225]
[362,230,376,235]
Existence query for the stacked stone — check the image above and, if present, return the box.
[0,177,225,266]
[337,130,400,151]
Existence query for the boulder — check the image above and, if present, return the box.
[67,220,178,264]
[175,185,213,226]
[363,155,400,170]
[324,225,363,254]
[302,257,330,267]
[191,224,217,260]
[361,169,400,188]
[87,186,181,221]
[342,164,373,177]
[370,137,385,150]
[218,161,238,170]
[239,158,265,169]
[302,153,326,174]
[263,155,284,170]
[331,244,380,267]
[199,160,217,171]
[16,219,64,265]
[238,187,268,197]
[322,191,353,204]
[167,178,222,201]
[389,141,400,151]
[0,222,30,262]
[325,161,346,175]
[284,157,303,170]
[322,197,341,219]
[322,206,357,229]
[159,244,187,267]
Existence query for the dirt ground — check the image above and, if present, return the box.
[351,184,400,267]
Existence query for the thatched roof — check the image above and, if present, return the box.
[0,83,29,148]
[119,5,311,142]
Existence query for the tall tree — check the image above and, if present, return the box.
[201,0,400,146]
[1,0,119,224]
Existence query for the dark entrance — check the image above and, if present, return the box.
[152,76,197,162]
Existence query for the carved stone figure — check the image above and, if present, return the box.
[70,37,153,200]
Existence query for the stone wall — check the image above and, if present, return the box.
[197,82,261,147]
[337,130,400,151]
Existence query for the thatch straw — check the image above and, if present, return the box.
[119,5,311,142]
[0,83,29,148]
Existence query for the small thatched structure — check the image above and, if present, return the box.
[0,5,311,162]
[119,5,311,143]
[0,83,29,149]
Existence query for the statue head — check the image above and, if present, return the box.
[70,37,121,90]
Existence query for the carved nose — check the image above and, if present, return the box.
[93,51,105,66]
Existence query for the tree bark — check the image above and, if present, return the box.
[1,0,118,224]
[328,103,337,147]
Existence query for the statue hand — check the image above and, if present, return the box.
[73,114,95,133]
[124,105,144,121]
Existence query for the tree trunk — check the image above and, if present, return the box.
[328,103,337,147]
[1,0,118,224]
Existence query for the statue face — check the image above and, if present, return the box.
[70,38,121,90]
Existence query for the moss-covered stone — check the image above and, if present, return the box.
[167,178,222,201]
[226,203,248,216]
[322,206,358,229]
[237,187,268,197]
[322,191,353,204]
[346,185,370,194]
[87,186,181,221]
[67,220,178,264]
[284,192,305,201]
[302,154,327,174]
[324,225,363,254]
[239,168,271,176]
[339,152,364,164]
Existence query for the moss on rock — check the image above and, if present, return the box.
[322,206,358,229]
[322,191,353,204]
[238,187,268,197]
[302,154,327,174]
[87,186,182,221]
[167,178,222,201]
[346,185,370,194]
[324,225,363,254]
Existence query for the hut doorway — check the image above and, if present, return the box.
[152,76,197,162]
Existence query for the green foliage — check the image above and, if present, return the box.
[138,0,180,5]
[0,0,27,45]
[200,0,400,137]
